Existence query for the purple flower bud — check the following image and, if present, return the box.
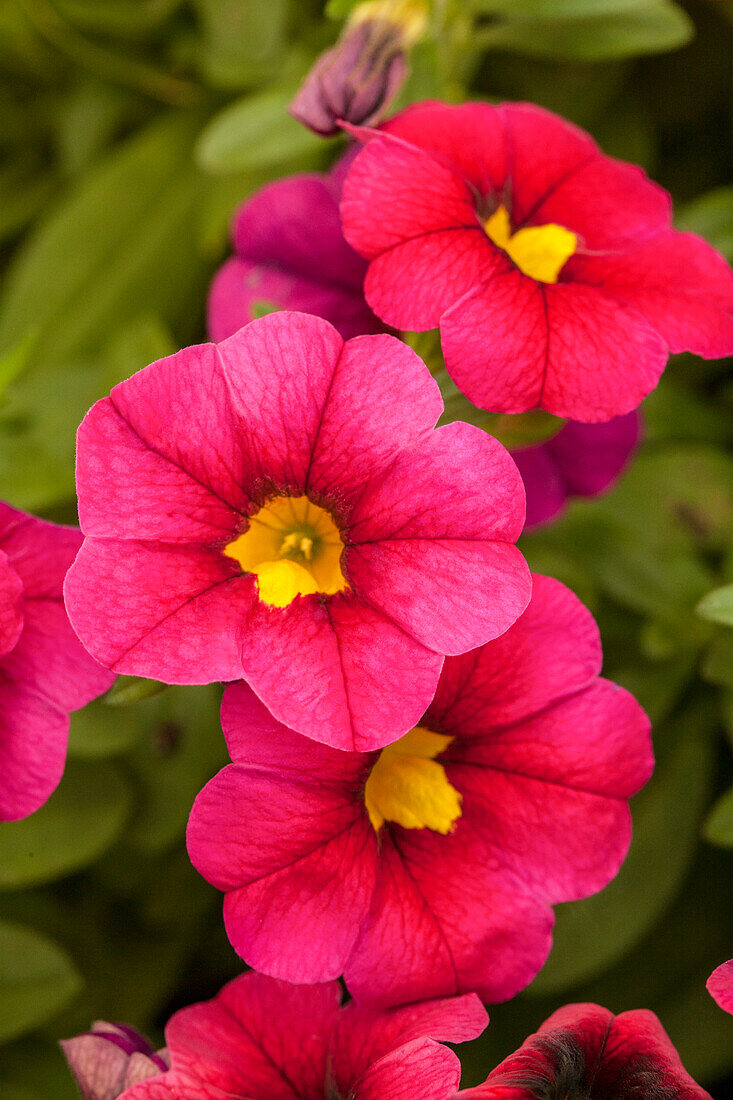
[60,1021,169,1100]
[290,0,427,136]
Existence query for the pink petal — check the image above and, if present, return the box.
[426,574,601,734]
[239,592,444,751]
[707,960,733,1016]
[0,551,23,659]
[548,410,642,497]
[340,133,479,258]
[592,1008,712,1099]
[64,540,247,682]
[569,229,733,359]
[165,974,340,1099]
[344,828,553,1005]
[0,680,68,821]
[303,334,443,501]
[511,444,568,529]
[208,256,382,343]
[0,507,81,597]
[441,269,668,420]
[354,1039,462,1100]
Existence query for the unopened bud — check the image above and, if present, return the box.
[290,0,427,136]
[61,1021,169,1099]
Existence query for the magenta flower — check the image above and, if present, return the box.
[707,959,733,1015]
[458,1002,711,1100]
[116,972,487,1100]
[187,575,652,1006]
[513,410,641,530]
[65,311,530,751]
[340,100,733,422]
[207,161,383,343]
[0,503,113,821]
[61,1021,168,1099]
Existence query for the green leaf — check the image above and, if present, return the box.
[325,0,361,17]
[484,2,694,60]
[703,786,733,848]
[472,0,654,14]
[677,186,733,262]
[104,675,168,706]
[67,696,146,758]
[0,760,131,888]
[196,86,330,174]
[0,331,36,400]
[528,699,716,993]
[698,583,733,627]
[0,921,81,1042]
[194,0,290,88]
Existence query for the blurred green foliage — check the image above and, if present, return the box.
[0,0,732,1096]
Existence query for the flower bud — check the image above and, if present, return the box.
[60,1021,169,1099]
[290,0,427,136]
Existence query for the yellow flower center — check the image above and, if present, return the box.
[224,495,348,609]
[484,204,577,284]
[365,726,462,834]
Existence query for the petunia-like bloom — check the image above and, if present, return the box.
[187,575,652,1006]
[207,159,384,343]
[340,100,733,422]
[0,503,114,821]
[65,311,530,752]
[61,1021,169,1099]
[513,410,641,530]
[707,959,733,1016]
[457,1002,711,1100]
[289,0,427,137]
[116,972,487,1100]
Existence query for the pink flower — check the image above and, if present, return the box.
[61,1021,168,1099]
[513,410,641,530]
[117,972,487,1100]
[186,575,652,1005]
[707,959,733,1015]
[340,100,733,422]
[207,161,384,343]
[0,503,113,821]
[65,311,530,752]
[457,1002,711,1100]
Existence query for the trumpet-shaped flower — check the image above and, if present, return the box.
[458,1002,711,1100]
[340,100,733,421]
[65,311,530,751]
[208,161,383,343]
[0,503,113,821]
[513,410,641,529]
[117,972,487,1100]
[187,575,652,1005]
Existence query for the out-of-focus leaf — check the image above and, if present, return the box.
[0,760,131,889]
[196,86,330,173]
[701,631,733,687]
[528,698,716,993]
[0,332,36,400]
[0,166,56,245]
[698,585,733,628]
[104,675,168,706]
[325,0,361,17]
[53,0,182,37]
[703,786,733,848]
[67,697,145,758]
[55,81,136,176]
[195,0,290,88]
[0,1036,78,1100]
[0,922,81,1042]
[472,0,652,12]
[483,2,694,60]
[102,313,176,388]
[644,379,733,446]
[677,185,733,261]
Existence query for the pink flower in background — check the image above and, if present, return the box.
[65,311,530,752]
[458,1002,711,1100]
[513,410,642,530]
[0,503,113,821]
[207,161,384,343]
[117,972,487,1100]
[340,100,733,421]
[61,1022,168,1099]
[187,575,652,1006]
[707,959,733,1015]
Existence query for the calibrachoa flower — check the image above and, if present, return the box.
[65,311,530,751]
[114,972,487,1100]
[290,0,427,137]
[457,1002,711,1100]
[61,1022,169,1099]
[707,959,733,1015]
[187,575,652,1005]
[207,160,383,343]
[513,410,641,530]
[0,502,113,821]
[340,100,733,421]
